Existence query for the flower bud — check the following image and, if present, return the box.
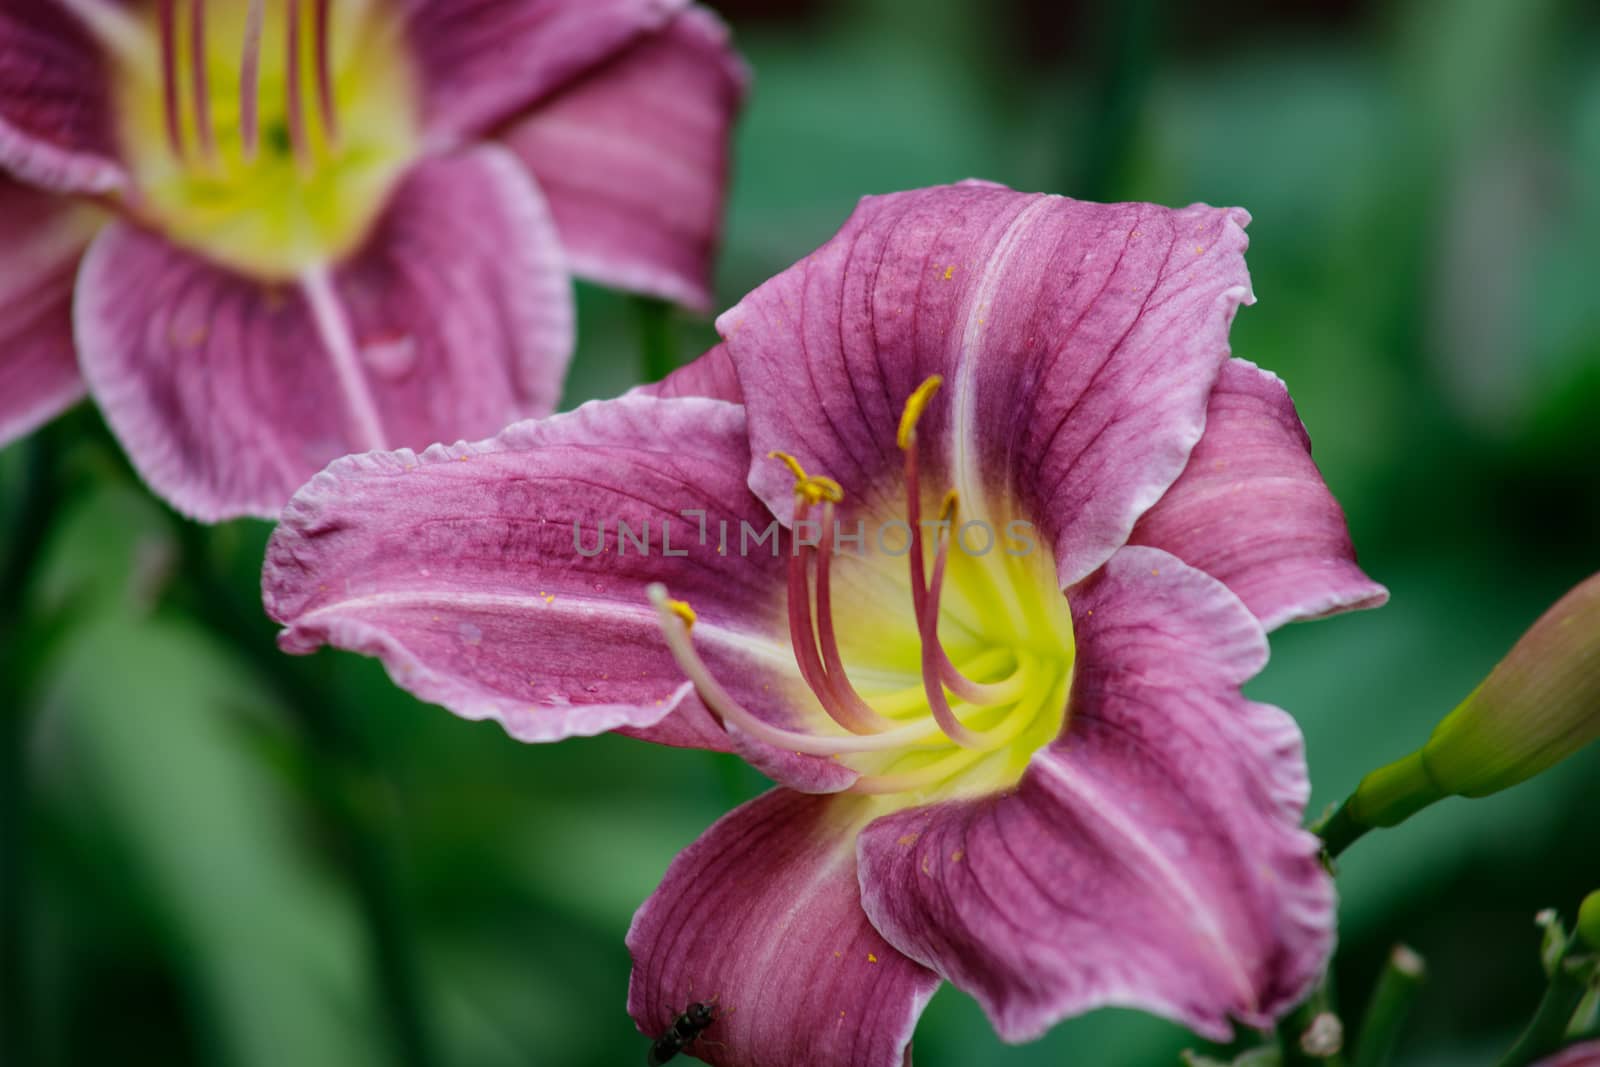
[1349,573,1600,829]
[1579,891,1600,953]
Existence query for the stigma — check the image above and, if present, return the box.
[651,377,1076,802]
[110,0,419,279]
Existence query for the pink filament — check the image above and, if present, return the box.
[648,586,941,760]
[654,431,1024,761]
[312,0,339,143]
[188,0,215,159]
[901,432,1011,706]
[916,528,983,748]
[239,0,265,159]
[158,0,183,159]
[285,0,310,167]
[784,516,846,725]
[811,503,899,733]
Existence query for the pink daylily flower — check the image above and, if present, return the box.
[263,182,1388,1063]
[0,0,745,519]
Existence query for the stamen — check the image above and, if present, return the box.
[312,0,340,145]
[922,506,1023,707]
[898,388,1014,707]
[768,451,842,506]
[778,481,893,735]
[917,640,983,748]
[665,599,697,630]
[285,0,311,169]
[240,0,266,161]
[784,513,867,734]
[848,661,1062,795]
[865,648,1018,716]
[812,502,899,733]
[897,375,943,449]
[188,0,215,161]
[903,433,930,622]
[158,0,184,160]
[648,586,949,758]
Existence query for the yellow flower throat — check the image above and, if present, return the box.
[651,377,1076,805]
[111,0,418,279]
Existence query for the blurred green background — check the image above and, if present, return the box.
[4,0,1600,1064]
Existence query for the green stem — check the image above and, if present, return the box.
[1496,954,1597,1067]
[633,297,681,383]
[1311,800,1371,862]
[1354,945,1427,1067]
[1072,0,1162,199]
[0,434,62,1067]
[174,521,439,1067]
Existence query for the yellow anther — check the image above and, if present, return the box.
[767,450,844,505]
[938,489,960,524]
[666,599,698,631]
[897,375,944,450]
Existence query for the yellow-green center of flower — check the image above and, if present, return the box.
[650,377,1076,805]
[111,0,418,279]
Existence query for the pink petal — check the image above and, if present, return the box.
[719,183,1253,584]
[627,789,940,1067]
[632,341,742,402]
[0,174,91,445]
[264,394,849,790]
[0,0,126,193]
[856,547,1333,1042]
[1130,358,1387,630]
[500,6,746,311]
[75,147,573,521]
[406,0,688,141]
[1537,1042,1600,1067]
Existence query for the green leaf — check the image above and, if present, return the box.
[38,610,387,1067]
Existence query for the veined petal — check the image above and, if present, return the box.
[406,0,688,142]
[632,341,742,403]
[500,6,746,311]
[857,547,1333,1042]
[627,789,940,1067]
[1130,358,1388,630]
[75,147,572,521]
[0,175,94,446]
[719,183,1252,585]
[1535,1041,1600,1067]
[0,0,128,193]
[265,394,850,790]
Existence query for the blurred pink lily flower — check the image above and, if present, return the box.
[0,0,744,519]
[1537,1042,1600,1066]
[263,183,1387,1063]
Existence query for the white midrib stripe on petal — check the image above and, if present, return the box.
[1031,753,1259,1012]
[948,196,1058,625]
[301,266,389,455]
[292,587,800,669]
